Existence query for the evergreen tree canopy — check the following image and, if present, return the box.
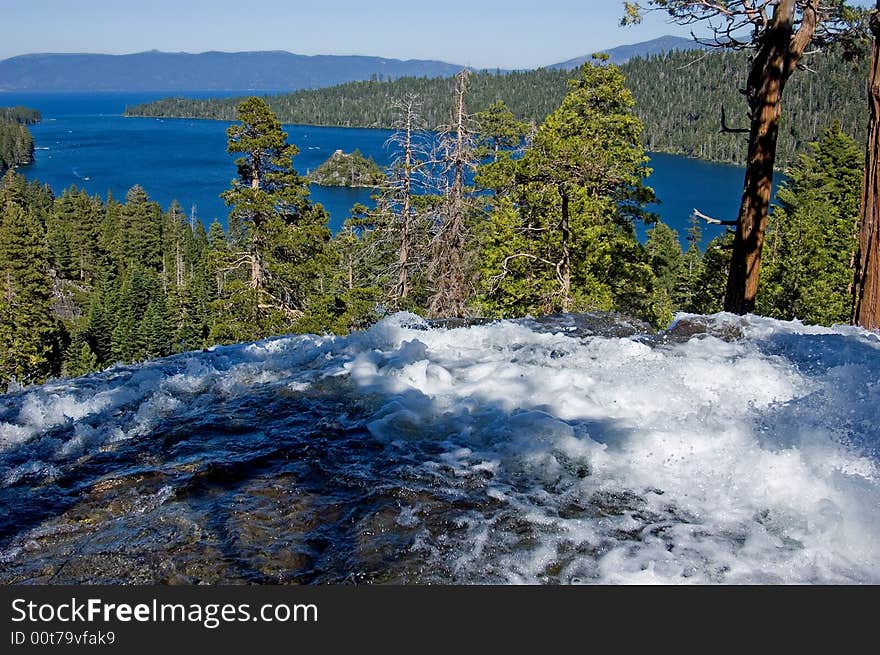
[758,124,863,325]
[215,97,336,342]
[477,59,661,323]
[0,177,63,384]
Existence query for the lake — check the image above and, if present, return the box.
[2,91,771,247]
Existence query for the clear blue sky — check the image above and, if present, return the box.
[1,0,701,69]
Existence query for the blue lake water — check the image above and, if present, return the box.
[2,91,774,247]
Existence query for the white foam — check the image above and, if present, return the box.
[1,311,878,583]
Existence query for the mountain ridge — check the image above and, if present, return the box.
[0,37,707,92]
[549,35,709,69]
[0,50,470,92]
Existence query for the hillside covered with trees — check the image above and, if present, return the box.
[126,47,867,168]
[2,55,863,387]
[0,106,39,173]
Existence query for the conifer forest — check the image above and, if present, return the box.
[0,55,865,386]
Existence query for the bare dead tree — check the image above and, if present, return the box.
[427,70,480,318]
[853,3,880,329]
[383,94,431,306]
[624,1,857,314]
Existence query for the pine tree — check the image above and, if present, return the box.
[676,216,705,312]
[63,336,99,377]
[477,58,660,322]
[0,188,63,384]
[142,298,171,359]
[645,221,685,322]
[380,94,432,308]
[623,0,861,314]
[474,100,532,197]
[84,282,114,364]
[99,190,124,276]
[428,70,480,318]
[45,186,76,278]
[216,97,337,341]
[758,124,863,325]
[689,234,733,315]
[120,185,162,272]
[72,191,103,283]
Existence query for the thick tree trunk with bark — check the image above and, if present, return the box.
[853,7,880,330]
[724,0,816,314]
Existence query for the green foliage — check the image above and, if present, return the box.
[63,337,99,378]
[625,48,867,167]
[0,174,64,384]
[127,47,867,168]
[126,69,571,132]
[214,97,338,341]
[0,121,35,173]
[307,149,386,187]
[476,61,663,324]
[0,171,226,385]
[121,185,163,271]
[474,100,532,196]
[645,222,685,324]
[474,100,532,162]
[0,105,39,173]
[688,234,733,315]
[45,186,103,282]
[0,107,41,125]
[757,124,863,325]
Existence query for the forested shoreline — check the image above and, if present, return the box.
[125,48,868,168]
[0,106,39,173]
[0,57,863,388]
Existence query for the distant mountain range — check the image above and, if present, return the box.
[0,51,468,92]
[549,35,708,70]
[0,37,708,92]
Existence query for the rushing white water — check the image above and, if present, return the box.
[1,312,879,584]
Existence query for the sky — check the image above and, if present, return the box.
[0,0,702,69]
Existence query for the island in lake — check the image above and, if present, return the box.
[307,149,387,188]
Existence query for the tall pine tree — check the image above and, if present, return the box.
[759,124,863,325]
[476,58,660,323]
[0,179,63,385]
[214,97,336,342]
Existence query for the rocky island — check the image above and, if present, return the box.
[307,149,386,187]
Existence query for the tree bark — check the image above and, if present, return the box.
[250,249,264,289]
[395,111,413,303]
[250,154,264,289]
[428,70,472,318]
[560,187,572,312]
[853,6,880,330]
[723,0,817,314]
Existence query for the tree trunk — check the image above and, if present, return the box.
[853,7,880,330]
[428,70,472,318]
[250,155,264,289]
[395,115,413,303]
[560,188,572,312]
[250,248,263,289]
[175,237,183,289]
[723,0,816,314]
